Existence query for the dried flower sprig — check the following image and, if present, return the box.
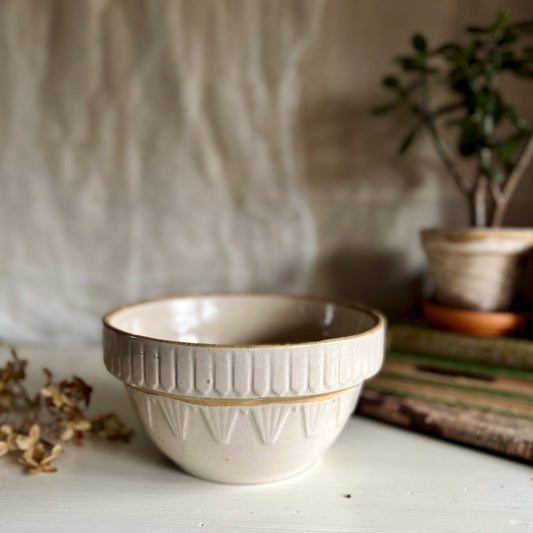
[0,349,132,474]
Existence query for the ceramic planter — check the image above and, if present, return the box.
[103,294,386,484]
[421,301,530,337]
[421,228,533,312]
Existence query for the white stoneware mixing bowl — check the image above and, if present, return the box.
[103,293,386,484]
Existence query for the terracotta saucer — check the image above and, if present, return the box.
[422,300,530,337]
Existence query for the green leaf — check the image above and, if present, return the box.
[481,164,504,182]
[515,67,533,78]
[459,124,481,156]
[499,28,520,44]
[505,106,530,131]
[512,20,533,35]
[492,11,508,33]
[466,25,491,34]
[395,56,436,73]
[461,40,481,60]
[496,136,525,165]
[395,56,421,70]
[373,102,399,115]
[500,50,516,66]
[455,83,478,114]
[412,34,427,53]
[492,92,505,124]
[399,125,420,154]
[501,57,524,70]
[449,72,470,95]
[433,43,461,59]
[382,75,399,89]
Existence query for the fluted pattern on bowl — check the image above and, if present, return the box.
[104,326,384,399]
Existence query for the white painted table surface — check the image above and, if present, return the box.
[1,345,532,533]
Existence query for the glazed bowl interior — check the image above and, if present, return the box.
[105,294,379,346]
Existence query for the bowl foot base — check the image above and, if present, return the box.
[175,457,321,485]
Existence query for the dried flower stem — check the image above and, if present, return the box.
[0,349,132,474]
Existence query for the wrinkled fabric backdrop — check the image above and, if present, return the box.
[2,0,533,343]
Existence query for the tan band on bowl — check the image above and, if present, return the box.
[126,384,355,407]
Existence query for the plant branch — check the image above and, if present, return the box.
[491,133,533,226]
[502,133,533,200]
[490,181,503,203]
[10,348,36,408]
[472,176,488,227]
[419,72,471,196]
[430,102,463,117]
[425,120,471,194]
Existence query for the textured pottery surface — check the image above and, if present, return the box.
[421,229,533,312]
[103,294,385,484]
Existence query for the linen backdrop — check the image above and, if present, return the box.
[1,0,533,343]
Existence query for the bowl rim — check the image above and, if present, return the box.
[103,292,386,349]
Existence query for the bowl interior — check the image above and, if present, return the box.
[105,294,379,346]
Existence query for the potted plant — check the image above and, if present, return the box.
[376,11,533,335]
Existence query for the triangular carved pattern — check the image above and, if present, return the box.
[301,401,326,438]
[335,395,345,428]
[157,397,190,439]
[200,406,239,445]
[251,404,292,444]
[132,393,157,430]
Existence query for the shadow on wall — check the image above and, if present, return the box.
[298,96,443,320]
[299,95,445,193]
[314,247,424,321]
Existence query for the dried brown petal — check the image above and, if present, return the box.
[41,385,73,408]
[40,386,53,398]
[29,424,40,441]
[73,419,91,431]
[0,424,12,437]
[19,441,63,474]
[1,349,131,475]
[0,425,18,452]
[41,444,63,465]
[30,465,57,475]
[0,441,8,456]
[34,442,46,458]
[15,424,40,451]
[0,393,13,410]
[43,368,53,383]
[91,414,133,442]
[19,447,39,467]
[60,427,74,442]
